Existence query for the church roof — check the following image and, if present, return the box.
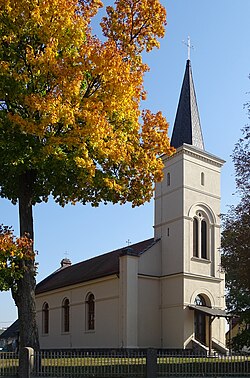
[36,238,156,295]
[0,319,19,340]
[171,60,204,150]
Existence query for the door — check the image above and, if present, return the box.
[195,310,206,345]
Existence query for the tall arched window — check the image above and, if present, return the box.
[193,218,199,257]
[42,302,49,334]
[201,220,207,259]
[62,298,70,333]
[192,211,209,260]
[86,293,95,330]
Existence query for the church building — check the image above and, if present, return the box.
[36,59,228,354]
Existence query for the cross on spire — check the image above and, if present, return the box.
[182,36,194,61]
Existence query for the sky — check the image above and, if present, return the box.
[0,0,250,328]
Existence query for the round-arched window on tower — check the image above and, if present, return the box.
[193,218,199,257]
[191,209,210,260]
[201,220,207,259]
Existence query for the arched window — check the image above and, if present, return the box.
[42,302,49,334]
[192,211,209,260]
[86,293,95,330]
[201,220,207,259]
[62,298,70,333]
[193,218,198,257]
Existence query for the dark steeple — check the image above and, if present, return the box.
[171,60,204,150]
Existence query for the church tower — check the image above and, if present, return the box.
[155,59,227,352]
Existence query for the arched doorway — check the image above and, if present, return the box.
[194,295,206,345]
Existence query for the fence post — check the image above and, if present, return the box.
[21,347,34,378]
[146,348,157,378]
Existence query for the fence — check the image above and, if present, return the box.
[0,351,18,376]
[33,349,146,377]
[0,348,249,377]
[158,350,250,377]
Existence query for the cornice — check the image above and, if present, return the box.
[162,144,225,168]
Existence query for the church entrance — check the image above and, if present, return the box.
[195,309,206,344]
[194,295,207,345]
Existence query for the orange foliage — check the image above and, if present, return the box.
[0,226,35,291]
[0,0,174,208]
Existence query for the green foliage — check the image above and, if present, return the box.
[221,125,250,350]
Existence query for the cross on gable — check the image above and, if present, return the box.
[126,239,131,246]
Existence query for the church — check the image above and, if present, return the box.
[35,59,228,354]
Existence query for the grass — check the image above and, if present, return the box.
[40,356,146,367]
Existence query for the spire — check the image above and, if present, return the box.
[171,60,204,150]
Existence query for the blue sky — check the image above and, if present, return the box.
[0,0,250,328]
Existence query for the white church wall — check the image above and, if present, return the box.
[183,151,222,199]
[119,254,139,348]
[154,153,184,240]
[138,276,161,347]
[36,275,120,349]
[138,242,161,275]
[161,275,185,348]
[161,228,184,276]
[183,306,195,348]
[212,317,226,348]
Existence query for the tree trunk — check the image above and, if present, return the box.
[12,171,40,378]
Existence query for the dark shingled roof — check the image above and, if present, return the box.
[0,319,19,340]
[36,238,156,295]
[171,60,204,150]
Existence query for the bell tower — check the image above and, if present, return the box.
[154,59,226,351]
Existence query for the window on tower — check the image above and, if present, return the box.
[201,220,207,259]
[193,218,199,257]
[167,172,170,186]
[192,212,209,260]
[201,172,205,186]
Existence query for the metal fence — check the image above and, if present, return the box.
[0,349,249,377]
[158,350,250,377]
[32,349,146,377]
[0,351,18,376]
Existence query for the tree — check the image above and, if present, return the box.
[0,0,173,370]
[0,225,35,291]
[221,125,250,351]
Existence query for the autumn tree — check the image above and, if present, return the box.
[0,0,173,368]
[221,125,250,351]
